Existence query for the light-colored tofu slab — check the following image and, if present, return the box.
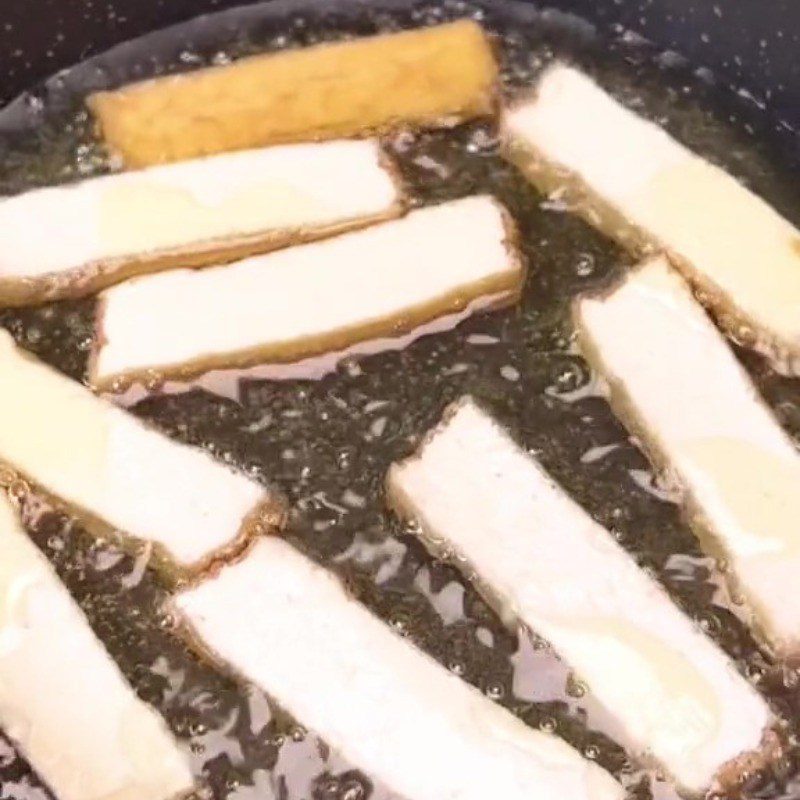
[0,139,402,306]
[107,290,507,406]
[174,536,623,800]
[88,20,498,167]
[91,195,524,392]
[0,493,193,800]
[574,256,800,660]
[387,396,776,795]
[504,63,800,374]
[0,330,279,575]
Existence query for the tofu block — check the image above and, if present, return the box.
[575,256,800,660]
[0,493,193,800]
[106,290,505,406]
[388,397,776,795]
[0,140,402,306]
[91,195,524,391]
[175,537,623,800]
[88,20,498,167]
[504,63,800,374]
[0,331,279,575]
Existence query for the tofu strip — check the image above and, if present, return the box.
[504,64,800,374]
[91,195,524,392]
[387,397,775,795]
[175,537,624,800]
[88,20,498,168]
[109,292,506,406]
[575,256,800,660]
[0,494,193,800]
[0,140,402,306]
[0,331,278,575]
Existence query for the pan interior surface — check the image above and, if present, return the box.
[1,1,799,798]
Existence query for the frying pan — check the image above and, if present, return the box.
[0,1,799,800]
[1,0,799,127]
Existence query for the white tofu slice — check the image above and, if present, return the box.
[0,330,278,574]
[387,396,775,795]
[174,537,624,800]
[575,256,800,660]
[0,493,193,800]
[0,139,402,306]
[108,291,506,406]
[90,195,524,391]
[504,63,800,374]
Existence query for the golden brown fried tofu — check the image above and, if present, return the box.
[88,20,498,167]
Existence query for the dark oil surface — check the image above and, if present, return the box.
[1,1,800,798]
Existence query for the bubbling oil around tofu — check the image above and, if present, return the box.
[2,1,800,798]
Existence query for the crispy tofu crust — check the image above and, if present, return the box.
[710,729,785,799]
[89,196,525,393]
[88,20,499,167]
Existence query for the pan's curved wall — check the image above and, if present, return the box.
[0,0,798,126]
[557,0,799,130]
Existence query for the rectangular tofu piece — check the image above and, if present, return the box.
[0,330,279,575]
[90,195,524,391]
[0,493,193,800]
[387,397,775,796]
[504,63,800,374]
[174,536,623,800]
[0,140,402,306]
[575,256,800,660]
[108,292,504,407]
[88,20,498,167]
